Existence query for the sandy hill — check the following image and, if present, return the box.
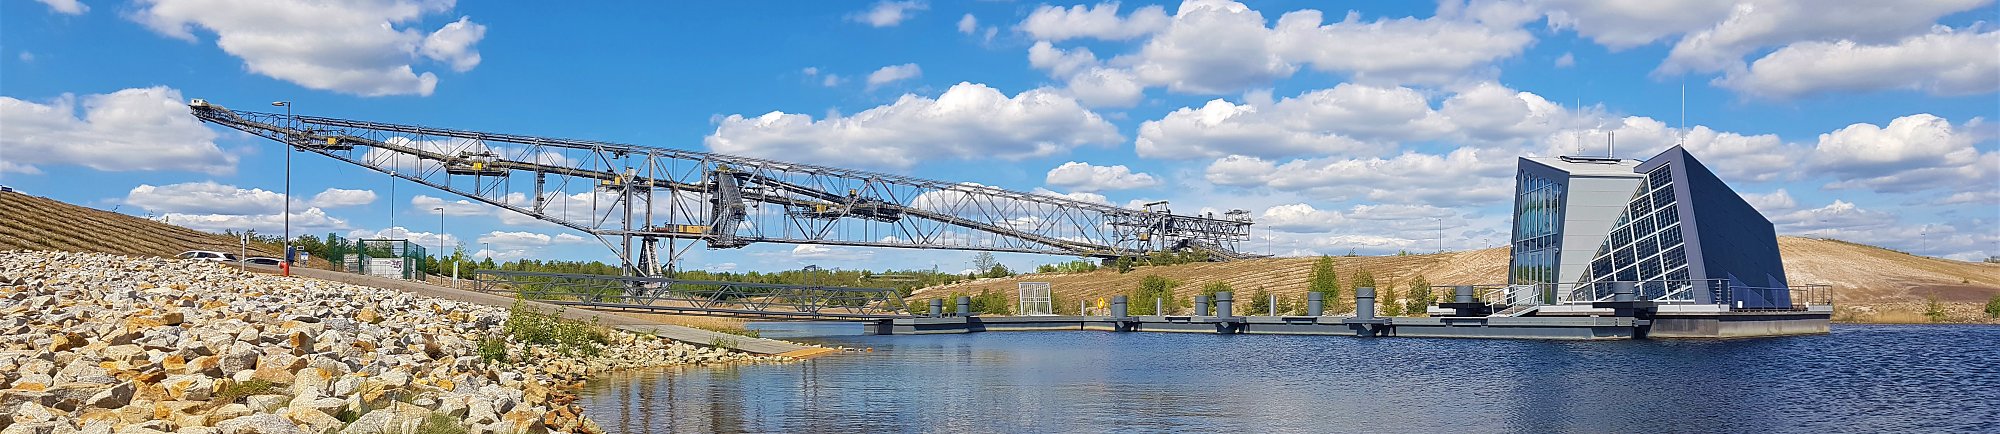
[915,237,2000,322]
[0,190,300,262]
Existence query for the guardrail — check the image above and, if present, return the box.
[1447,280,1835,313]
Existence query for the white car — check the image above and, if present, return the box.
[244,257,285,266]
[178,250,239,262]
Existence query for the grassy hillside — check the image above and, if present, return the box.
[915,237,2000,323]
[0,191,311,264]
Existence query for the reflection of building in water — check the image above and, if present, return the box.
[1507,146,1790,308]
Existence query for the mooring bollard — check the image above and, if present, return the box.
[957,296,973,317]
[1455,285,1475,303]
[1195,295,1210,316]
[1216,291,1233,318]
[930,298,944,318]
[1613,281,1637,302]
[1355,287,1376,320]
[1307,292,1324,316]
[1111,295,1128,318]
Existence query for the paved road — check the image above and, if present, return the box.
[261,265,829,357]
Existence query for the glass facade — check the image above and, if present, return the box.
[1579,164,1691,299]
[1510,170,1564,285]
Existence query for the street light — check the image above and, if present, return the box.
[483,242,490,261]
[434,206,445,275]
[272,101,291,276]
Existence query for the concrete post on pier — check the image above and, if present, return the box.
[1613,282,1636,302]
[1215,291,1233,318]
[1269,294,1277,316]
[1343,286,1390,337]
[1455,285,1475,303]
[1111,295,1128,319]
[1156,298,1163,316]
[1195,295,1210,316]
[1307,292,1324,317]
[1355,287,1376,320]
[930,298,944,318]
[957,296,973,317]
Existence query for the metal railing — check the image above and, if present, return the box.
[472,270,911,320]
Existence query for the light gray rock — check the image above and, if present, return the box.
[216,414,306,434]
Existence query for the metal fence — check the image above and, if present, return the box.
[471,270,909,320]
[1443,280,1835,312]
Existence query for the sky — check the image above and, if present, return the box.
[2,0,1996,274]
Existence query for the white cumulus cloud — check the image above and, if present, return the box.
[0,86,234,174]
[706,82,1121,169]
[866,63,922,90]
[1044,161,1161,192]
[1718,27,2000,99]
[1018,2,1171,41]
[34,0,87,14]
[851,1,926,27]
[131,0,487,96]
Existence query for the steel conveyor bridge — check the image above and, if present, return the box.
[188,100,1256,278]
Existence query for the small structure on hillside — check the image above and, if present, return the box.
[1018,282,1053,316]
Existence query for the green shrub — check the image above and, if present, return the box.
[1404,275,1432,317]
[1925,295,1947,323]
[503,300,610,356]
[476,336,508,364]
[1308,256,1340,311]
[1986,294,2000,319]
[1129,275,1186,315]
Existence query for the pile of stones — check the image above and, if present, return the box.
[0,251,789,434]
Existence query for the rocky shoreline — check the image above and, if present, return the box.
[0,251,792,434]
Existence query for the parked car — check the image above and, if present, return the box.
[177,250,239,262]
[244,257,284,266]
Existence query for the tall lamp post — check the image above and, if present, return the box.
[272,101,292,276]
[434,206,445,276]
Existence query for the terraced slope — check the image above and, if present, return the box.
[915,237,2000,322]
[0,190,293,261]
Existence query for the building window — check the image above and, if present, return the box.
[1510,169,1566,285]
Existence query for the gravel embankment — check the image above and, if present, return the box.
[0,251,788,434]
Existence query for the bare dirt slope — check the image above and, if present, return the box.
[915,237,1999,321]
[0,190,296,261]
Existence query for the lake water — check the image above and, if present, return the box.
[578,324,1999,433]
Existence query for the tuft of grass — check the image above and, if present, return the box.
[503,300,610,357]
[691,325,761,339]
[476,336,508,363]
[416,412,468,434]
[214,379,279,403]
[708,336,740,350]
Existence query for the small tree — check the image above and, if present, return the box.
[1925,295,1947,323]
[1986,294,2000,319]
[1405,275,1433,317]
[1308,256,1340,311]
[1130,275,1184,315]
[1248,287,1272,315]
[1380,284,1403,316]
[1200,280,1231,300]
[972,252,1000,274]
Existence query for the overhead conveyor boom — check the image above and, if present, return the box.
[187,99,1257,276]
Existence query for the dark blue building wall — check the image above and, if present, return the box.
[1666,148,1792,308]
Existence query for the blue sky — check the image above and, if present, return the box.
[3,0,1996,273]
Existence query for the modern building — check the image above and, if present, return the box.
[1507,146,1791,309]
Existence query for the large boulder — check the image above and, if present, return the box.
[216,414,307,434]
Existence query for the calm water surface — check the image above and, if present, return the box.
[579,324,1999,433]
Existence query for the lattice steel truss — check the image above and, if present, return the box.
[189,100,1256,276]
